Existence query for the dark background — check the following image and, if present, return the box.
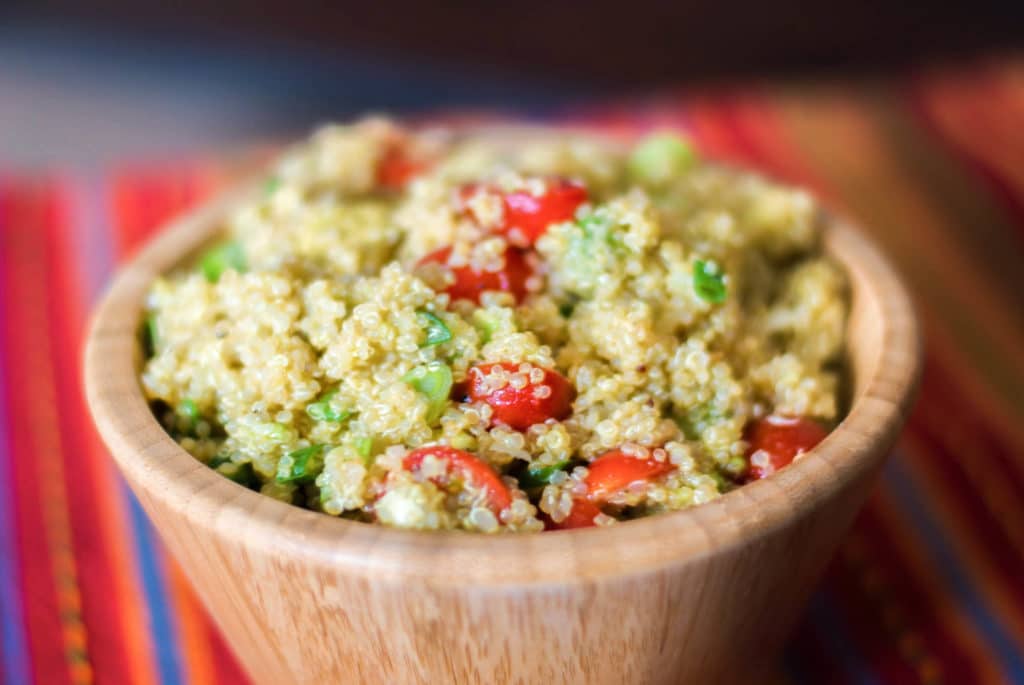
[3,1,1022,166]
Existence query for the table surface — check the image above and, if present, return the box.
[1,53,1023,685]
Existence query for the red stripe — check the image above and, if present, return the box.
[0,182,75,685]
[904,79,1024,249]
[40,179,139,684]
[209,627,250,684]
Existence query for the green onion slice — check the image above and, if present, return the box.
[276,444,327,484]
[416,310,452,347]
[517,461,569,490]
[306,390,353,423]
[199,241,247,283]
[693,259,727,303]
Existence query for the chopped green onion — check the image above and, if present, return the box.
[178,398,198,420]
[416,310,452,347]
[402,361,453,424]
[675,402,723,440]
[176,398,200,432]
[143,315,159,356]
[578,213,624,248]
[264,176,281,195]
[199,241,247,283]
[276,444,327,484]
[693,259,727,303]
[517,461,569,490]
[353,436,373,459]
[628,132,698,185]
[306,390,353,423]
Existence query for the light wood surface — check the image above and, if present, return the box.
[84,127,921,685]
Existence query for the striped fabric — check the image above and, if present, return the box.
[2,60,1023,685]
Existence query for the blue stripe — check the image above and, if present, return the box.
[125,492,185,685]
[0,236,33,685]
[884,456,1024,680]
[801,591,880,685]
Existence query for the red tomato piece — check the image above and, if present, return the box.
[549,449,675,529]
[459,178,588,247]
[745,415,828,480]
[547,498,602,530]
[419,245,532,304]
[377,144,428,190]
[403,446,512,515]
[467,361,574,431]
[583,450,676,500]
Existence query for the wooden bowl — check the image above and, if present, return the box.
[84,128,920,685]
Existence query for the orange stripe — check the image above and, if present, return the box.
[83,446,163,685]
[166,564,218,685]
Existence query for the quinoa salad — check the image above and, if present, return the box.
[140,119,848,533]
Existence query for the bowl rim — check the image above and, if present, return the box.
[84,124,921,586]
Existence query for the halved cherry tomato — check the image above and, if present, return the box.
[459,178,588,247]
[547,497,602,530]
[584,450,676,500]
[552,449,675,529]
[377,144,428,190]
[467,361,574,431]
[419,245,532,304]
[403,446,512,515]
[745,415,828,480]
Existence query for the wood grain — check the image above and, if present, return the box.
[84,127,921,685]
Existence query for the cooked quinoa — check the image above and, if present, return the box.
[141,119,847,533]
